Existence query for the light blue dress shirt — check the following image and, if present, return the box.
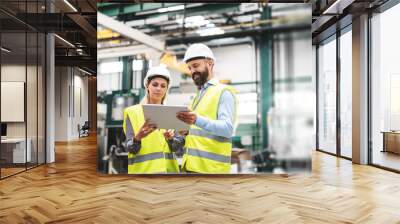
[194,78,236,139]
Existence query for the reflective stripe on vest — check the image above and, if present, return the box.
[165,153,176,160]
[129,152,176,164]
[189,129,231,143]
[187,148,231,164]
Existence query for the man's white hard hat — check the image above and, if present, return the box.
[183,43,216,63]
[143,65,171,87]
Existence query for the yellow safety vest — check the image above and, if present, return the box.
[182,84,236,174]
[123,104,179,174]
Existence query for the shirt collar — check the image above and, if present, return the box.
[200,77,218,90]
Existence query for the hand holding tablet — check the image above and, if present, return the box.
[134,119,158,141]
[142,104,190,131]
[176,110,197,125]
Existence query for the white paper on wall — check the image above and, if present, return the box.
[1,81,25,122]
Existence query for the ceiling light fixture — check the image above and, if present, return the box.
[176,16,210,28]
[78,67,92,76]
[197,27,225,36]
[63,0,78,12]
[158,5,184,13]
[54,34,75,48]
[322,0,354,15]
[1,47,11,53]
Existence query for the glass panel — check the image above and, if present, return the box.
[0,0,46,178]
[0,5,28,177]
[27,31,38,169]
[371,4,400,171]
[340,29,352,158]
[318,36,337,154]
[38,32,45,165]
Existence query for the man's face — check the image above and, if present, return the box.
[187,59,211,87]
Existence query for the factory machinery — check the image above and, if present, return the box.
[97,89,143,174]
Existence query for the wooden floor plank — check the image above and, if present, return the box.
[0,135,399,223]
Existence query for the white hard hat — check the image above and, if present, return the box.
[143,65,171,87]
[183,43,216,63]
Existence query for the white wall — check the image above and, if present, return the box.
[72,73,89,138]
[1,65,36,137]
[212,44,257,83]
[1,65,26,140]
[55,67,68,141]
[169,43,257,89]
[55,67,89,141]
[1,65,25,129]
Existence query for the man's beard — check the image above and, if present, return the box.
[192,69,209,87]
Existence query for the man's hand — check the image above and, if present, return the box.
[178,130,189,136]
[176,110,197,125]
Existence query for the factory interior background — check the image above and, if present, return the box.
[96,3,313,174]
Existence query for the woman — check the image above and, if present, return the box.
[123,65,184,174]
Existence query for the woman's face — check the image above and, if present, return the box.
[147,77,168,103]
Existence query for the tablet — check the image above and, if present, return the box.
[142,104,190,131]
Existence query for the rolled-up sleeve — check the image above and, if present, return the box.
[124,116,141,154]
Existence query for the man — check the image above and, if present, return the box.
[177,43,237,174]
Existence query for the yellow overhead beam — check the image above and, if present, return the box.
[160,52,191,75]
[97,29,121,39]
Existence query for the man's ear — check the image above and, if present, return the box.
[210,60,215,70]
[206,59,214,69]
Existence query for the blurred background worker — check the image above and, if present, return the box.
[177,44,237,174]
[123,66,184,174]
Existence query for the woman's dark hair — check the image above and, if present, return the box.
[147,75,170,86]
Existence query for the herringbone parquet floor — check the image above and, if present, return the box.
[1,135,400,223]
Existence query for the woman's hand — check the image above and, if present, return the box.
[163,129,175,140]
[134,119,157,142]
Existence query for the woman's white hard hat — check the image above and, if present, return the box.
[143,65,171,87]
